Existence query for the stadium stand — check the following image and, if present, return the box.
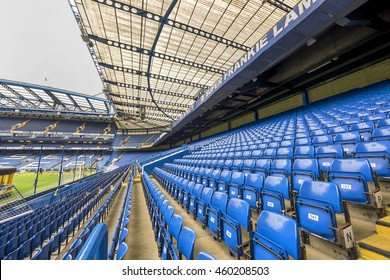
[1,0,390,265]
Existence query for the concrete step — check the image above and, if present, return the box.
[376,215,390,238]
[358,234,390,260]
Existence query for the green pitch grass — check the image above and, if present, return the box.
[12,170,95,198]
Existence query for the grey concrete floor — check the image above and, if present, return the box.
[123,180,160,260]
[150,177,236,260]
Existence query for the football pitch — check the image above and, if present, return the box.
[13,170,95,198]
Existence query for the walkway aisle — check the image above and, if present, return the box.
[151,177,235,260]
[105,181,129,247]
[124,179,160,260]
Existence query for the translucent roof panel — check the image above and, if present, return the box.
[71,0,301,129]
[0,79,110,116]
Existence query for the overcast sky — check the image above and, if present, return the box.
[0,0,104,98]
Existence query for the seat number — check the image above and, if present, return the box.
[341,184,352,190]
[267,201,274,208]
[210,217,215,223]
[308,213,319,221]
[246,195,252,200]
[226,230,232,238]
[298,179,304,184]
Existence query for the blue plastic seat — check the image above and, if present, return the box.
[372,127,390,142]
[354,141,390,177]
[232,159,243,171]
[168,214,183,243]
[294,145,315,159]
[217,170,232,193]
[6,236,19,255]
[163,206,175,226]
[242,159,255,174]
[31,239,52,260]
[350,121,374,142]
[291,159,320,193]
[295,137,311,146]
[328,159,377,204]
[254,159,271,177]
[263,148,277,159]
[189,183,204,214]
[260,176,290,214]
[116,242,128,260]
[363,113,386,124]
[328,125,349,137]
[221,198,251,258]
[19,237,34,259]
[196,251,217,260]
[280,140,294,147]
[223,159,233,170]
[312,135,333,147]
[206,192,228,239]
[209,169,221,190]
[251,211,301,260]
[295,181,346,242]
[242,173,264,210]
[196,188,214,224]
[270,159,291,178]
[377,119,390,128]
[201,168,213,187]
[5,247,21,260]
[250,149,262,159]
[334,132,361,156]
[276,147,293,159]
[177,227,196,260]
[182,181,195,209]
[315,144,344,173]
[228,172,244,199]
[268,142,280,149]
[310,129,327,137]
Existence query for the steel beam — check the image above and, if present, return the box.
[99,62,207,90]
[92,0,250,51]
[110,93,190,109]
[89,35,224,74]
[105,79,195,100]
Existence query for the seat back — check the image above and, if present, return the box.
[244,173,264,189]
[211,192,228,213]
[372,127,390,141]
[315,144,344,172]
[294,145,314,159]
[178,227,196,260]
[296,181,343,241]
[226,198,251,231]
[222,199,250,256]
[292,159,320,192]
[254,211,300,260]
[254,159,271,176]
[251,150,263,159]
[116,242,128,260]
[328,159,374,204]
[261,176,290,213]
[163,206,175,225]
[270,159,291,177]
[168,214,183,242]
[354,141,390,177]
[263,148,276,159]
[312,135,333,147]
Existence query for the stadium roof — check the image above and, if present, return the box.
[0,79,112,117]
[69,0,302,130]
